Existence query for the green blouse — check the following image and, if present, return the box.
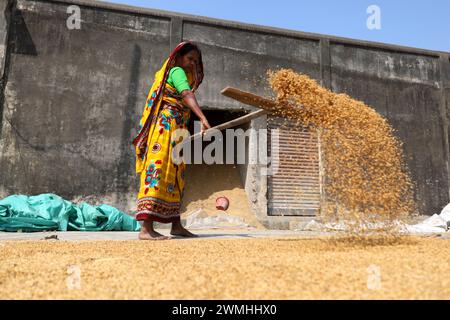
[166,67,191,94]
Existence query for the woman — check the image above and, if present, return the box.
[132,41,211,240]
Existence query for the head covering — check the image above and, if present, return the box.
[161,41,204,92]
[132,41,204,173]
[173,41,204,91]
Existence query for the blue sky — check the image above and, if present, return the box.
[104,0,450,53]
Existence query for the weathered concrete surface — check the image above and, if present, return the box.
[443,55,450,186]
[183,21,321,110]
[0,0,172,211]
[0,0,449,225]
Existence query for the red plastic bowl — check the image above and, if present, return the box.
[215,196,229,211]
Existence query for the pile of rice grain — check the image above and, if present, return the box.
[267,69,416,234]
[1,237,449,299]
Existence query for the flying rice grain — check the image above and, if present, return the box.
[266,69,416,235]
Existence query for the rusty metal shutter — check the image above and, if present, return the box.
[267,117,322,216]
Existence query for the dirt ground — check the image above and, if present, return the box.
[0,235,449,299]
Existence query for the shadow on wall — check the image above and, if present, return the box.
[10,7,37,56]
[1,3,37,137]
[117,44,141,196]
[1,1,29,140]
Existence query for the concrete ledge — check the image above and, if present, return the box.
[35,0,450,56]
[0,228,333,241]
[258,216,316,230]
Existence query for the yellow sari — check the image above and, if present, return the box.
[132,42,203,222]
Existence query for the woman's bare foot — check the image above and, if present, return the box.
[138,229,170,240]
[170,227,198,237]
[170,219,198,237]
[138,220,170,240]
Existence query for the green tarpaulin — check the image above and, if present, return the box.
[0,194,140,232]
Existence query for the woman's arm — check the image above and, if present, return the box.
[181,90,211,133]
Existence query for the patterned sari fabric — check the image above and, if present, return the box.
[132,42,203,222]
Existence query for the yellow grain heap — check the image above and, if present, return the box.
[267,69,416,234]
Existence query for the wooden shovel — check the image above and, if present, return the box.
[183,87,277,143]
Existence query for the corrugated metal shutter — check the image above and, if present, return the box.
[267,117,322,216]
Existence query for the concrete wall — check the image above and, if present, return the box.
[0,0,174,210]
[1,0,449,219]
[443,55,450,177]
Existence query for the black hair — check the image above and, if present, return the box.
[178,42,201,56]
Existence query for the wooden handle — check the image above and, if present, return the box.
[183,109,267,144]
[220,86,278,111]
[181,87,276,144]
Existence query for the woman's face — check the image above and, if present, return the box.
[178,50,200,72]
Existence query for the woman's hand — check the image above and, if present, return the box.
[200,117,211,134]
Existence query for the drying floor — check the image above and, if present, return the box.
[0,235,449,299]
